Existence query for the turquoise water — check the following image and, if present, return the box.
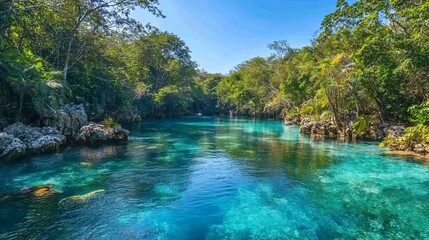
[0,117,429,239]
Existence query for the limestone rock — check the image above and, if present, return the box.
[0,123,65,161]
[43,103,88,138]
[284,115,301,126]
[299,118,338,138]
[76,123,128,145]
[0,133,26,161]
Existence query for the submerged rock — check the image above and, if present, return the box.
[58,189,105,206]
[0,184,61,201]
[76,123,128,145]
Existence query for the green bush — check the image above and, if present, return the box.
[408,101,429,125]
[102,117,119,128]
[380,124,429,148]
[402,124,429,144]
[353,116,370,138]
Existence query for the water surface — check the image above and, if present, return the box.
[0,117,428,239]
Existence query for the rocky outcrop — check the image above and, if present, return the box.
[76,123,128,145]
[0,104,131,162]
[385,142,429,156]
[43,104,88,139]
[356,123,405,140]
[299,118,339,138]
[0,123,66,161]
[284,115,301,125]
[0,133,26,161]
[297,113,405,141]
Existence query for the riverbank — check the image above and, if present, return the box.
[285,113,405,141]
[283,113,429,160]
[0,104,129,162]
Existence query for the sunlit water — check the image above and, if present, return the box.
[1,117,428,239]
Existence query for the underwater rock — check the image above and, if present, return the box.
[0,184,61,201]
[58,189,105,206]
[76,123,128,145]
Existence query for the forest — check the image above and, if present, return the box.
[1,0,429,146]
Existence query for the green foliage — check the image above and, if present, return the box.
[381,124,429,148]
[0,48,66,120]
[102,117,119,128]
[408,101,429,125]
[379,134,396,148]
[352,116,372,138]
[402,124,429,144]
[1,0,429,127]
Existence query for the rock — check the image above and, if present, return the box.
[0,123,66,161]
[0,184,61,201]
[58,189,105,206]
[0,133,26,161]
[299,118,339,138]
[113,109,141,123]
[43,104,88,138]
[299,118,313,134]
[284,115,301,126]
[383,124,405,138]
[76,123,128,145]
[31,135,66,153]
[343,110,357,122]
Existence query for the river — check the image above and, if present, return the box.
[0,117,428,239]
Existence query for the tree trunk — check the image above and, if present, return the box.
[16,91,24,122]
[63,36,74,82]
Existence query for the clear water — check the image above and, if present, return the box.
[0,117,428,239]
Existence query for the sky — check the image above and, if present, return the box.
[131,0,339,74]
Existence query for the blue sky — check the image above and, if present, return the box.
[132,0,339,74]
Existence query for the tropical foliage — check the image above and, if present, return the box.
[1,0,429,137]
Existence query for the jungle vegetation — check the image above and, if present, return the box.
[1,0,428,136]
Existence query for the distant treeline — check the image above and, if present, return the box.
[1,0,429,131]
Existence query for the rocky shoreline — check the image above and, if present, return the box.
[287,112,429,161]
[285,113,405,141]
[283,112,429,160]
[0,104,129,162]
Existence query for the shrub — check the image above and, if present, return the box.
[409,101,429,125]
[102,117,119,128]
[380,124,429,148]
[353,116,370,138]
[402,124,429,144]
